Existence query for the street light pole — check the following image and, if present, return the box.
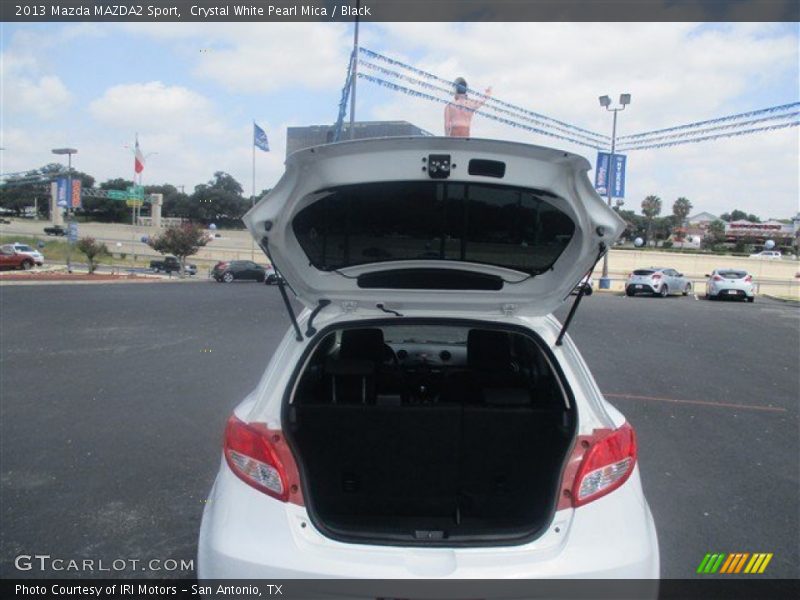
[348,0,360,140]
[597,94,631,289]
[52,147,78,273]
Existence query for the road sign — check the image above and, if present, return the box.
[67,222,78,242]
[108,190,127,200]
[126,199,144,208]
[594,152,627,198]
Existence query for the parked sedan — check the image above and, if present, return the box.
[705,269,755,302]
[748,250,782,260]
[0,244,35,270]
[9,242,44,265]
[625,267,692,297]
[212,260,268,283]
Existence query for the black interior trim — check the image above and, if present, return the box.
[468,159,506,178]
[357,269,504,291]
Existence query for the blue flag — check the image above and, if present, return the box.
[254,123,270,152]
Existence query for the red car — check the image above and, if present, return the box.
[0,244,35,270]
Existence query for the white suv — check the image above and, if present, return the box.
[198,138,659,584]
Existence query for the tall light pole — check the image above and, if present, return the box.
[597,93,631,289]
[52,147,78,273]
[348,0,361,140]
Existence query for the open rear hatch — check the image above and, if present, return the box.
[244,137,625,317]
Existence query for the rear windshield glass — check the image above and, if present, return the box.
[718,271,747,279]
[292,181,575,276]
[633,269,655,275]
[16,245,33,251]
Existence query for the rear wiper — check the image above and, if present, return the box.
[556,243,606,347]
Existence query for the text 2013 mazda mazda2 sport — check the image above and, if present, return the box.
[198,137,659,583]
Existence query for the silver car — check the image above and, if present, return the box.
[705,268,755,302]
[625,267,692,297]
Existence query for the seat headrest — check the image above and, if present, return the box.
[468,329,512,370]
[339,328,385,361]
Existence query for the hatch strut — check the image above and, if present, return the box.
[261,237,303,342]
[555,243,607,347]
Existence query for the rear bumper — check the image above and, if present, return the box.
[708,286,754,298]
[198,462,659,582]
[626,283,658,295]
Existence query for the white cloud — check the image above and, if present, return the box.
[89,81,223,135]
[123,23,352,93]
[1,37,73,119]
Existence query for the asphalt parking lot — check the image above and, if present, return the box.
[0,282,797,579]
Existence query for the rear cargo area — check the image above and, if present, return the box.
[287,324,576,546]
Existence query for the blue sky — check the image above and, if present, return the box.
[2,21,798,217]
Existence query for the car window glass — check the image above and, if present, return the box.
[633,269,654,276]
[293,181,575,276]
[718,271,747,279]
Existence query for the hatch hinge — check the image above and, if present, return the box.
[306,299,331,337]
[260,236,303,342]
[501,303,517,316]
[555,243,607,347]
[341,301,358,313]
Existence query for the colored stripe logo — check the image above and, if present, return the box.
[697,552,773,574]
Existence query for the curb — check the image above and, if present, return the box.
[0,277,204,286]
[763,294,800,305]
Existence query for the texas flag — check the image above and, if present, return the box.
[134,137,145,174]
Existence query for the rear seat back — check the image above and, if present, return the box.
[293,404,461,518]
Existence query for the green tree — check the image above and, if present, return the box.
[641,195,662,247]
[189,172,249,227]
[672,197,693,246]
[146,223,210,277]
[0,164,93,219]
[721,210,761,223]
[76,237,108,274]
[703,219,727,250]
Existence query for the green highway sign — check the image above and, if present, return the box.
[108,190,128,200]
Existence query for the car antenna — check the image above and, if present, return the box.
[261,237,303,342]
[556,243,606,347]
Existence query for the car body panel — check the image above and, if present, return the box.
[243,138,625,316]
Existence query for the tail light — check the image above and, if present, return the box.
[651,273,662,280]
[571,423,637,507]
[223,416,303,504]
[713,274,723,281]
[744,275,752,283]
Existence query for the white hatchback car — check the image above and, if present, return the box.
[706,268,756,302]
[198,138,659,583]
[10,242,44,265]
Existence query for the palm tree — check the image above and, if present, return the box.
[672,197,693,248]
[641,195,662,247]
